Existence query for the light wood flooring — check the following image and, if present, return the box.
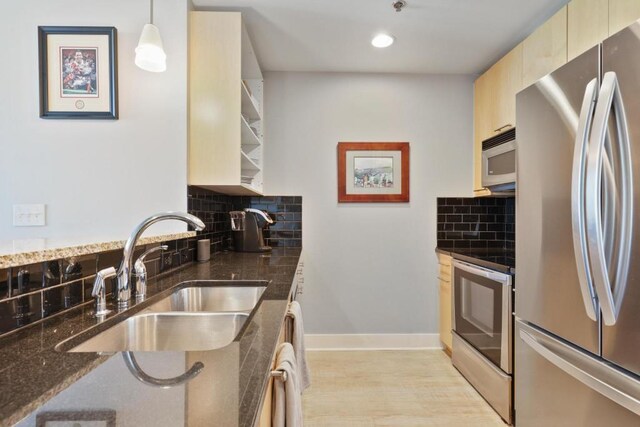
[302,350,506,427]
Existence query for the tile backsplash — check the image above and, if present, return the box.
[0,188,303,337]
[437,197,515,250]
[0,239,190,336]
[187,186,303,251]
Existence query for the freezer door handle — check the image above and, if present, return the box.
[585,71,634,326]
[519,322,640,416]
[571,78,599,321]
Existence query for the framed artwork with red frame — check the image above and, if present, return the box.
[337,142,410,203]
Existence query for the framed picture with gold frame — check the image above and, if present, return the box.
[337,142,410,203]
[38,26,118,119]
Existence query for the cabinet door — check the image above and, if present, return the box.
[493,44,523,133]
[257,320,286,427]
[437,254,452,352]
[568,0,609,60]
[522,6,568,89]
[439,279,452,352]
[609,0,640,35]
[473,73,492,192]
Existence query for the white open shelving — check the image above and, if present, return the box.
[241,115,261,148]
[241,81,262,122]
[188,11,265,196]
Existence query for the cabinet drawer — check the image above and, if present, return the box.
[438,264,452,281]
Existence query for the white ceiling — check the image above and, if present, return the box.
[192,0,569,75]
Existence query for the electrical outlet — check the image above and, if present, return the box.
[13,204,46,227]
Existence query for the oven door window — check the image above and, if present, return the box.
[454,268,504,368]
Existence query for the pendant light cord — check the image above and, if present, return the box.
[150,0,154,25]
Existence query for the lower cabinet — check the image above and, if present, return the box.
[257,320,286,427]
[437,253,453,354]
[258,256,304,426]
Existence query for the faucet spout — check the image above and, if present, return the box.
[116,211,205,308]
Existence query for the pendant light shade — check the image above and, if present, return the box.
[135,0,166,72]
[135,23,166,72]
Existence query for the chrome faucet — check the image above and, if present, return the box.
[93,212,205,313]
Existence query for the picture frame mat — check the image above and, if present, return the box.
[346,150,402,195]
[46,33,110,112]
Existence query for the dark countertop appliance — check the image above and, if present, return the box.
[230,208,274,253]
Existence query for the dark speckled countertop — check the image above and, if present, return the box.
[436,247,515,275]
[0,248,301,427]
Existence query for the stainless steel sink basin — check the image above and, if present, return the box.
[66,312,248,352]
[147,282,267,313]
[171,285,266,312]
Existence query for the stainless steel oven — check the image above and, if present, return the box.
[451,259,513,423]
[482,128,516,191]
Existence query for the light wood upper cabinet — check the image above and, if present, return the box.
[189,11,265,196]
[472,44,520,194]
[568,0,609,60]
[473,73,491,193]
[522,6,568,89]
[609,0,640,35]
[492,44,522,133]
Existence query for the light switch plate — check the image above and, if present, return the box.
[13,204,46,227]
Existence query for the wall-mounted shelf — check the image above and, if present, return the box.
[241,151,261,172]
[241,115,261,148]
[241,81,261,121]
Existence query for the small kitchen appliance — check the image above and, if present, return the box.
[481,128,516,192]
[229,208,274,253]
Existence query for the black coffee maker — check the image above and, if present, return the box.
[229,208,274,252]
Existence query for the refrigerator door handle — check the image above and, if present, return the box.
[585,71,634,326]
[519,323,640,416]
[571,78,599,321]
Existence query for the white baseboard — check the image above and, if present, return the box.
[305,333,443,351]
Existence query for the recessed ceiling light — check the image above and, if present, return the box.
[371,34,394,48]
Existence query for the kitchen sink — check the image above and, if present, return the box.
[56,280,268,353]
[64,312,249,352]
[147,281,268,313]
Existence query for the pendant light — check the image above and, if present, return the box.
[135,0,167,72]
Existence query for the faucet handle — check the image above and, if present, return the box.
[136,245,168,265]
[92,267,116,316]
[133,245,167,301]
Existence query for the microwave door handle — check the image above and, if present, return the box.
[585,72,634,326]
[571,78,599,321]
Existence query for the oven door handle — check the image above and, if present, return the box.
[453,260,511,283]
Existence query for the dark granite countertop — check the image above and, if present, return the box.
[0,248,302,427]
[436,247,515,275]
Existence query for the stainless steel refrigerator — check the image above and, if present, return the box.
[515,21,640,426]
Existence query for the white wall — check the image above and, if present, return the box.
[264,72,473,334]
[0,0,189,241]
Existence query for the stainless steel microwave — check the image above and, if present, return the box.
[482,128,516,191]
